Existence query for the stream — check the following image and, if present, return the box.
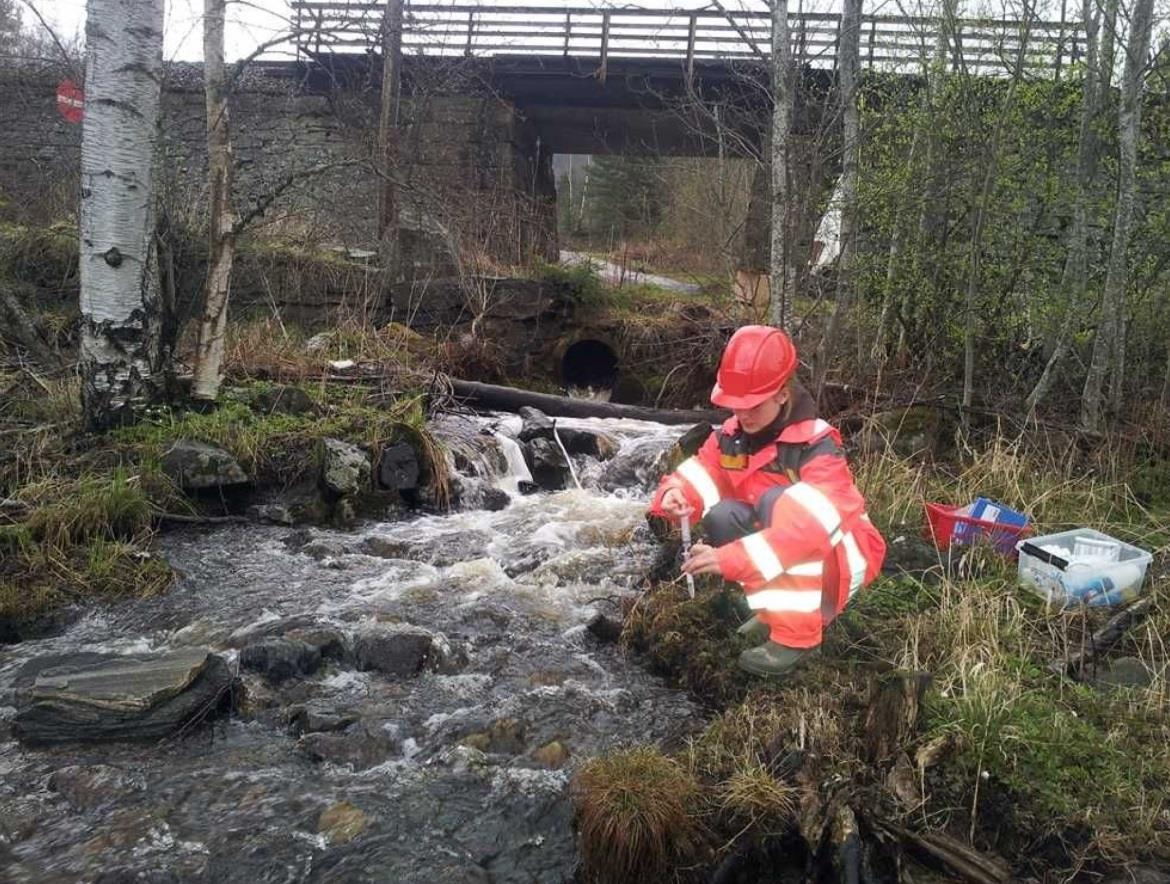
[0,414,700,883]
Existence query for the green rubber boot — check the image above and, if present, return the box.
[735,614,771,644]
[737,641,817,678]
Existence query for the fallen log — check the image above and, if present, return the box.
[1051,597,1155,680]
[874,821,1010,884]
[447,379,727,426]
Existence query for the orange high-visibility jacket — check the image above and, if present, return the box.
[650,403,886,645]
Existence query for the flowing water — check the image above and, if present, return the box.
[0,415,698,883]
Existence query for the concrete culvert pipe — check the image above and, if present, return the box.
[561,339,619,395]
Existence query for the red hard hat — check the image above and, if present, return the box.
[710,325,798,409]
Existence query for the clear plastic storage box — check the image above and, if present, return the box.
[1016,528,1152,608]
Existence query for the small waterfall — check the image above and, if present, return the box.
[491,431,534,494]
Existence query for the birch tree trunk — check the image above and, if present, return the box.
[1080,0,1154,432]
[813,0,862,397]
[768,0,793,331]
[79,0,165,430]
[377,0,404,271]
[191,0,236,402]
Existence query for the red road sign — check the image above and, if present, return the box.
[56,79,84,124]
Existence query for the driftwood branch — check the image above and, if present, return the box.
[448,379,727,426]
[875,821,1011,884]
[1051,596,1155,680]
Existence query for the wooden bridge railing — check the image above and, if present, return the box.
[291,1,1084,78]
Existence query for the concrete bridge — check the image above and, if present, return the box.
[278,1,1082,275]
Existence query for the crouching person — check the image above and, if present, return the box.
[649,325,886,677]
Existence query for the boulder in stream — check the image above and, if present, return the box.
[377,441,421,492]
[556,427,620,461]
[352,623,449,676]
[161,440,249,490]
[517,406,555,442]
[239,638,322,683]
[299,721,399,769]
[523,437,570,491]
[48,764,146,812]
[319,438,371,500]
[14,647,236,745]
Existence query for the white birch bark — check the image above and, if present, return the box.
[79,0,164,429]
[1080,0,1154,431]
[813,0,862,396]
[191,0,236,401]
[768,0,793,330]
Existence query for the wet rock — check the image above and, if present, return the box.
[1093,656,1156,689]
[319,438,371,500]
[480,487,511,511]
[288,704,359,735]
[318,801,370,845]
[557,427,620,461]
[161,439,249,490]
[170,619,230,648]
[246,504,294,526]
[531,740,570,769]
[586,612,623,644]
[377,441,421,492]
[49,764,146,811]
[598,436,673,492]
[285,627,347,661]
[302,537,348,560]
[517,406,555,442]
[14,647,236,745]
[235,673,281,719]
[352,624,440,677]
[523,437,570,491]
[239,638,322,683]
[227,615,319,649]
[676,421,714,458]
[251,384,315,416]
[461,717,526,755]
[299,722,398,769]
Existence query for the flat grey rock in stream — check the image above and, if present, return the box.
[13,647,236,745]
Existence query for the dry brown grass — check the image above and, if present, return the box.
[572,747,701,883]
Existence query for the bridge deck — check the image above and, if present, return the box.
[292,1,1083,78]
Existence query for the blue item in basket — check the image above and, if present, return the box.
[1060,561,1145,607]
[953,497,1029,547]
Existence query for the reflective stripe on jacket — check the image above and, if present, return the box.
[650,402,886,616]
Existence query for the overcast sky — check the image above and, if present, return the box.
[26,0,1160,64]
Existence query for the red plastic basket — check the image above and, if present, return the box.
[924,502,1030,555]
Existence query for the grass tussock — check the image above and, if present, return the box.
[1,469,173,621]
[572,747,701,883]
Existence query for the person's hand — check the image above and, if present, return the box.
[659,486,693,518]
[681,542,721,577]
